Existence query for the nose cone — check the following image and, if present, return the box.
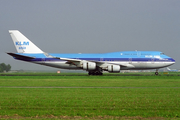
[169,58,175,65]
[173,59,175,64]
[171,57,175,62]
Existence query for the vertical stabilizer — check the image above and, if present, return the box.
[9,30,43,53]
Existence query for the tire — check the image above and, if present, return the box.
[88,72,92,75]
[155,72,158,75]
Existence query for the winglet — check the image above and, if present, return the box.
[9,30,43,53]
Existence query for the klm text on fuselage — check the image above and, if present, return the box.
[16,41,29,49]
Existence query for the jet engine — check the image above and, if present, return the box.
[108,65,120,72]
[82,62,96,70]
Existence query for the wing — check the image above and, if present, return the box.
[53,56,132,67]
[57,57,81,66]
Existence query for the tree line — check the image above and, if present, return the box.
[0,63,11,72]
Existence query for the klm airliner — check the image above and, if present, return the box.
[7,30,175,75]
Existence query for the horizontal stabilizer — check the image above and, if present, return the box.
[7,52,35,60]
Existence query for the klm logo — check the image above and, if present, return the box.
[16,41,29,46]
[15,41,29,50]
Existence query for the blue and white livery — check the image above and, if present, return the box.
[7,30,175,75]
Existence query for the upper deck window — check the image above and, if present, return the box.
[160,53,165,55]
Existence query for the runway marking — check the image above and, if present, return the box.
[0,86,179,88]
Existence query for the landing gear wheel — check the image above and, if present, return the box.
[88,71,103,75]
[155,72,159,75]
[95,71,99,75]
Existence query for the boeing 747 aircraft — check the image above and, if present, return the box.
[7,30,175,75]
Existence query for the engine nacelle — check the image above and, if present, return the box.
[108,65,120,73]
[82,62,96,70]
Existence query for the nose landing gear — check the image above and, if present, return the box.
[155,72,158,75]
[155,69,159,75]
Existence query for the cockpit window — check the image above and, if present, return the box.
[160,53,165,55]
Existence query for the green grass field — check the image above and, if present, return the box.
[0,73,180,119]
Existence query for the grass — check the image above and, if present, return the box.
[0,73,180,119]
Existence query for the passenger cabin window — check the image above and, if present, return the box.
[124,53,137,55]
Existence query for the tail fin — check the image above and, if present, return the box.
[9,30,43,53]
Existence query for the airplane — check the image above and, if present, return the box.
[7,30,175,75]
[167,67,179,72]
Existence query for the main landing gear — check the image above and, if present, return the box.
[88,71,103,75]
[155,69,159,75]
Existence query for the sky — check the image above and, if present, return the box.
[0,0,180,71]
